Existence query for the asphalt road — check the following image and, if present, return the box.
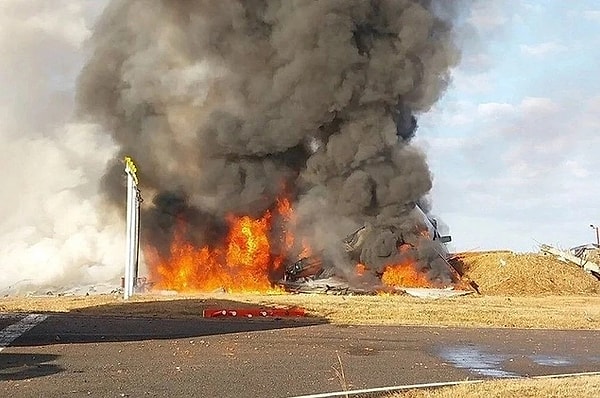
[1,312,599,398]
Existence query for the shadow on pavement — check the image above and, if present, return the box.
[71,297,308,318]
[0,353,63,381]
[10,298,327,347]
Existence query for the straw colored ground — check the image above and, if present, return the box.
[1,251,599,329]
[390,375,600,398]
[450,250,599,296]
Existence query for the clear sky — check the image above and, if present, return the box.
[417,1,600,252]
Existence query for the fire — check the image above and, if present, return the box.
[356,263,366,276]
[226,214,271,272]
[276,197,295,252]
[419,228,431,239]
[147,195,447,293]
[273,195,312,262]
[381,262,431,288]
[299,239,312,258]
[151,210,285,293]
[380,244,432,288]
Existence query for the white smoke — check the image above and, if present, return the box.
[0,0,122,294]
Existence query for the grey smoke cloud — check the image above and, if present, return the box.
[77,0,462,281]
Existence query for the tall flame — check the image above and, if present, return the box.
[150,210,283,293]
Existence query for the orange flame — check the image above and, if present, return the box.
[380,245,432,288]
[299,238,312,258]
[148,195,317,293]
[381,263,431,288]
[150,210,285,293]
[356,263,366,276]
[276,197,295,252]
[419,228,431,239]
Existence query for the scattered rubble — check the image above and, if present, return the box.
[399,287,473,299]
[540,244,600,279]
[1,283,122,298]
[280,277,378,295]
[280,276,474,298]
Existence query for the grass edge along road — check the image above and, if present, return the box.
[1,293,600,329]
[390,374,600,398]
[287,373,600,398]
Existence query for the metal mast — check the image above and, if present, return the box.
[124,157,141,299]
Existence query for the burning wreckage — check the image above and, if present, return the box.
[137,195,470,296]
[280,204,464,294]
[76,1,474,296]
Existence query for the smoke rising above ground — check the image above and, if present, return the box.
[77,0,461,282]
[0,0,122,294]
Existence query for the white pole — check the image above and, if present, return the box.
[124,171,134,299]
[133,187,141,290]
[130,184,138,295]
[124,157,140,300]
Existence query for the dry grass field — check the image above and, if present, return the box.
[391,374,600,398]
[1,293,600,329]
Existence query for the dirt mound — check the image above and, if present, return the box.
[451,251,600,296]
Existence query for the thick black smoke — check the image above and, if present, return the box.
[77,0,460,282]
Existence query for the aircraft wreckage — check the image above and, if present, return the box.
[278,204,472,296]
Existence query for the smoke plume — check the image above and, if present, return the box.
[76,0,461,283]
[0,0,122,295]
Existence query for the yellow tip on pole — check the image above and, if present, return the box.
[124,156,139,185]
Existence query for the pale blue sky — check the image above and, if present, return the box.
[419,1,600,251]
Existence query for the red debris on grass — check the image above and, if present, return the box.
[202,307,306,318]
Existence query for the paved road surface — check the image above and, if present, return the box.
[1,312,599,397]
